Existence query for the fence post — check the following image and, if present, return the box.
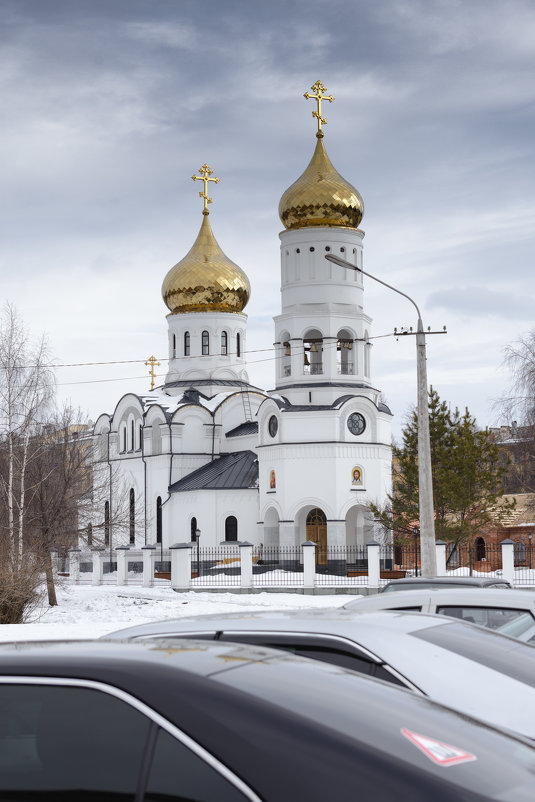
[91,548,104,586]
[501,539,515,585]
[366,541,381,589]
[435,540,447,576]
[50,548,59,579]
[240,541,253,588]
[68,548,81,584]
[170,543,193,591]
[116,546,129,586]
[142,545,157,587]
[302,541,317,588]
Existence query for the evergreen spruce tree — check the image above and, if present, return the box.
[371,388,513,546]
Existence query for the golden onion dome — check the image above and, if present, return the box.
[279,135,364,230]
[162,214,250,314]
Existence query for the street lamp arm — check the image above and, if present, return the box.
[325,253,422,322]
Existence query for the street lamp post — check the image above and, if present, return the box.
[412,526,420,577]
[195,528,201,577]
[325,253,437,577]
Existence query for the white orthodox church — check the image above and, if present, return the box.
[92,83,393,556]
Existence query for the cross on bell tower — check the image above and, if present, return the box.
[192,164,220,215]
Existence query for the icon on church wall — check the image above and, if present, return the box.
[351,466,363,486]
[269,470,276,489]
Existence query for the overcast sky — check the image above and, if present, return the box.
[2,0,534,437]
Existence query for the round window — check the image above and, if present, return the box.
[268,415,278,438]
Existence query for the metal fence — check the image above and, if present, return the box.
[192,545,241,587]
[252,545,303,586]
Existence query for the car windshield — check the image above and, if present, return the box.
[496,613,535,644]
[412,621,535,686]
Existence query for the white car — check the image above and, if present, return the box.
[105,609,535,741]
[343,588,535,643]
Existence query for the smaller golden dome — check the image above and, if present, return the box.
[162,214,250,315]
[279,136,364,230]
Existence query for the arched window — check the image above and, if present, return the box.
[129,489,135,544]
[337,329,354,375]
[172,334,176,358]
[191,517,198,542]
[121,425,127,453]
[104,501,110,547]
[130,419,135,451]
[184,331,190,356]
[475,537,486,561]
[281,332,291,377]
[221,331,228,355]
[138,423,143,451]
[87,522,93,547]
[303,329,323,375]
[156,497,162,544]
[225,515,238,542]
[236,332,241,358]
[202,331,209,356]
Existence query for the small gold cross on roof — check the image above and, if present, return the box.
[192,163,220,215]
[144,355,160,391]
[304,80,334,137]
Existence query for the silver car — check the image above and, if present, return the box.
[105,608,535,741]
[343,588,535,643]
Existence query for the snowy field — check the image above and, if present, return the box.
[0,585,359,643]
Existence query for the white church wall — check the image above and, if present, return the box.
[165,489,259,546]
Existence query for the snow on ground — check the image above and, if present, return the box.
[0,584,360,642]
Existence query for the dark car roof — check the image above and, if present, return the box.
[1,639,535,801]
[381,576,512,591]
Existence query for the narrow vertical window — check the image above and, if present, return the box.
[221,331,228,355]
[104,501,110,547]
[138,424,143,450]
[87,523,93,547]
[172,334,176,358]
[184,331,190,356]
[202,331,209,355]
[225,515,238,542]
[156,496,162,544]
[130,420,134,451]
[129,489,135,545]
[122,426,127,453]
[236,333,241,358]
[190,517,198,542]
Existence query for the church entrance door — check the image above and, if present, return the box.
[306,508,327,565]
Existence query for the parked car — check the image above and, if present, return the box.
[3,639,535,800]
[343,588,535,643]
[105,609,535,741]
[380,576,512,592]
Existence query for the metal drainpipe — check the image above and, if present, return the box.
[140,419,147,545]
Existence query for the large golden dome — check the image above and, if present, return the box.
[279,135,364,230]
[162,213,250,315]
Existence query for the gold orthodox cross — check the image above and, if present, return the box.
[192,163,220,214]
[304,80,334,137]
[145,355,160,390]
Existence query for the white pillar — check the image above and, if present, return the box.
[142,545,156,588]
[91,549,104,586]
[302,541,317,588]
[240,542,253,588]
[116,546,129,586]
[435,540,447,577]
[367,540,381,589]
[68,548,81,584]
[170,543,192,591]
[501,539,515,585]
[50,548,59,579]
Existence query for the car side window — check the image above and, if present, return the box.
[144,726,249,801]
[0,684,150,798]
[436,606,528,629]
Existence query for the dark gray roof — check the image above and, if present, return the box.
[169,451,258,492]
[225,421,259,438]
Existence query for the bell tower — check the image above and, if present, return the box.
[274,82,375,407]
